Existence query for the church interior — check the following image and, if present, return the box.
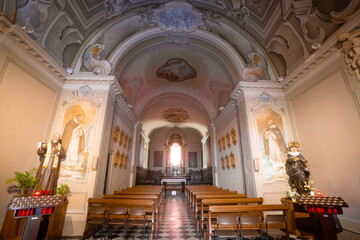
[0,0,360,239]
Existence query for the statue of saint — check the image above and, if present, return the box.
[285,141,310,195]
[36,134,66,194]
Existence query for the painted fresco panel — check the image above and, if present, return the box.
[59,101,97,182]
[255,107,287,181]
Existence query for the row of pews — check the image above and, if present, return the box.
[185,185,290,239]
[83,185,164,239]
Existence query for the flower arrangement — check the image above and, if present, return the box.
[304,180,316,194]
[286,188,299,202]
[55,183,71,196]
[5,168,41,196]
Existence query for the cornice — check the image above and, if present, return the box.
[214,82,243,130]
[282,11,360,90]
[114,92,138,127]
[0,16,67,83]
[66,73,138,126]
[239,81,284,91]
[66,74,117,84]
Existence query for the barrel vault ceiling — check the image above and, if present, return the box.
[5,0,355,136]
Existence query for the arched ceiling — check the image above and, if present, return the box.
[9,0,354,137]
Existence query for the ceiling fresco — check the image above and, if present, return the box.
[5,0,358,136]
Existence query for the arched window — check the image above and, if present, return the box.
[170,143,181,166]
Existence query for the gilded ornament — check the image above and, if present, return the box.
[230,152,236,168]
[218,139,222,152]
[124,155,128,168]
[124,134,128,149]
[225,154,230,169]
[114,151,120,167]
[221,137,226,151]
[119,153,124,167]
[226,133,231,148]
[113,125,119,142]
[231,128,237,145]
[221,156,225,170]
[119,131,124,146]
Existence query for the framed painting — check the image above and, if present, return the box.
[154,151,163,167]
[188,152,198,168]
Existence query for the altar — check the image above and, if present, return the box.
[160,175,191,192]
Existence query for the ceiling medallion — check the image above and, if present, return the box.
[162,108,190,123]
[153,1,202,32]
[157,58,196,82]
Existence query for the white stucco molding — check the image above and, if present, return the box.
[0,16,67,85]
[214,80,283,130]
[282,11,360,90]
[65,74,138,126]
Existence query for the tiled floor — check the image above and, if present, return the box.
[84,192,360,240]
[94,192,201,240]
[155,192,201,240]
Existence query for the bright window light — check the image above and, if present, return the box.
[170,143,181,166]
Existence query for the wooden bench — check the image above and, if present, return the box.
[199,198,263,237]
[190,190,238,212]
[84,198,156,239]
[194,194,247,217]
[103,194,161,221]
[114,189,164,203]
[207,204,289,239]
[185,186,220,202]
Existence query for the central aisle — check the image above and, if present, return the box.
[156,192,201,240]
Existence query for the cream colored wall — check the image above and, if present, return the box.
[0,44,61,225]
[107,105,133,193]
[287,57,360,232]
[216,117,245,194]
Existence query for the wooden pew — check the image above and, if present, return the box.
[207,204,289,239]
[194,194,247,217]
[114,189,164,203]
[84,198,156,239]
[103,194,161,222]
[185,185,219,202]
[185,185,218,198]
[199,197,263,236]
[190,190,238,212]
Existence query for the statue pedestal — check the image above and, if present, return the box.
[0,198,68,240]
[281,198,314,239]
[281,197,344,240]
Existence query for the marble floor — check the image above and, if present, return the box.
[82,192,360,240]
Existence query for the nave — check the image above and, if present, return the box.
[83,185,360,240]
